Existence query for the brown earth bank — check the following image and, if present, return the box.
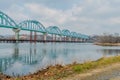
[94,43,120,46]
[63,63,120,80]
[1,56,120,80]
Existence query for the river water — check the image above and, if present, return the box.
[0,43,119,76]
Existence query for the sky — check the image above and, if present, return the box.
[0,0,120,35]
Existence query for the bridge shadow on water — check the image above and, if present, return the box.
[0,43,119,76]
[0,43,71,76]
[0,43,46,76]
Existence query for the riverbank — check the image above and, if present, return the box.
[1,56,120,80]
[94,43,120,46]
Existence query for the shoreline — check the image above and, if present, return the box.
[94,43,120,46]
[1,56,120,80]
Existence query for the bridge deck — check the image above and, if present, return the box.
[0,39,85,43]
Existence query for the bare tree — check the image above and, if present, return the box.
[95,33,120,43]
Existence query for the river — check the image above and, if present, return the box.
[0,43,119,76]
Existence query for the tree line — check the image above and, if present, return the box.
[94,33,120,43]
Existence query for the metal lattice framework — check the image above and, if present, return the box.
[0,11,18,28]
[77,33,89,39]
[62,29,71,37]
[77,33,82,38]
[0,11,89,40]
[47,26,61,35]
[19,20,46,33]
[71,32,78,38]
[81,34,89,39]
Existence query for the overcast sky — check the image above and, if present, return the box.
[0,0,120,35]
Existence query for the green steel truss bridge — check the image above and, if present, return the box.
[0,11,89,42]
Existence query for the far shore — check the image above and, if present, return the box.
[94,42,120,46]
[0,56,120,80]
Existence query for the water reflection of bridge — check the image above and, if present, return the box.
[0,43,45,72]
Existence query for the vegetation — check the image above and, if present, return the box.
[93,33,120,46]
[95,33,120,43]
[1,56,120,80]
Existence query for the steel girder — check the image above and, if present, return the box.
[71,32,78,38]
[47,26,61,35]
[77,33,89,39]
[18,20,46,33]
[0,11,18,29]
[0,11,89,40]
[62,29,71,37]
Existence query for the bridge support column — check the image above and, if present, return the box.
[65,36,67,41]
[71,38,74,42]
[13,28,20,43]
[79,39,82,42]
[52,34,56,41]
[75,38,77,42]
[30,31,33,43]
[59,36,62,41]
[63,36,65,41]
[69,37,71,42]
[84,39,87,42]
[34,32,37,43]
[82,39,84,42]
[74,38,76,42]
[55,35,56,41]
[43,33,47,41]
[52,34,54,41]
[78,38,80,42]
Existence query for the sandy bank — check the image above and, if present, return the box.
[1,56,120,80]
[94,43,120,46]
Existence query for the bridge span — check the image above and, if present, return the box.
[0,11,89,43]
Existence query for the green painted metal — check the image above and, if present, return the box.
[0,11,89,40]
[47,26,61,35]
[18,20,46,33]
[71,32,78,38]
[0,11,18,29]
[62,29,71,37]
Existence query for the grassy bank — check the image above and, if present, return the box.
[94,42,120,46]
[2,56,120,80]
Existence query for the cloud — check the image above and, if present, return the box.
[0,0,120,35]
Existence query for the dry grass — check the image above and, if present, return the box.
[2,56,120,80]
[94,43,120,46]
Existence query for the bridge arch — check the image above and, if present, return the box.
[62,29,71,37]
[0,11,17,28]
[70,32,78,38]
[46,26,61,35]
[18,20,46,33]
[77,33,82,39]
[79,34,89,39]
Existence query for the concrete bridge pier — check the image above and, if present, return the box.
[13,28,20,43]
[30,31,33,43]
[59,35,62,41]
[71,37,73,42]
[75,38,78,42]
[65,36,66,41]
[63,36,66,41]
[79,38,81,42]
[69,37,71,42]
[82,39,86,42]
[74,38,76,42]
[72,38,75,42]
[83,39,87,42]
[52,34,56,41]
[78,38,81,42]
[34,32,37,43]
[55,35,56,41]
[43,33,47,41]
